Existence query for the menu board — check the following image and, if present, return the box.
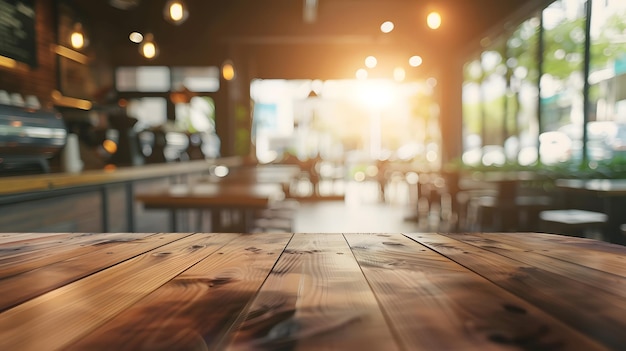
[0,0,36,67]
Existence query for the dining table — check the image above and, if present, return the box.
[135,182,285,232]
[1,231,626,350]
[555,178,626,244]
[204,164,302,186]
[466,170,552,231]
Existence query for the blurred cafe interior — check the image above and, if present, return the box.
[2,0,626,243]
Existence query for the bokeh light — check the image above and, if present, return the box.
[427,11,441,29]
[380,21,394,33]
[356,68,368,80]
[365,56,377,68]
[409,55,423,67]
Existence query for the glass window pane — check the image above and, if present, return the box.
[126,97,168,130]
[507,16,541,165]
[172,67,220,92]
[589,0,626,161]
[462,60,484,166]
[541,0,586,164]
[115,66,170,92]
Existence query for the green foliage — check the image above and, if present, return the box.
[455,157,626,180]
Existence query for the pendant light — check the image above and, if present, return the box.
[140,33,158,59]
[70,23,87,50]
[222,60,235,81]
[164,0,189,25]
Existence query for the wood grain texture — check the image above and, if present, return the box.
[0,233,191,311]
[0,232,68,244]
[226,233,400,351]
[1,232,625,351]
[468,232,626,277]
[408,233,626,350]
[345,233,606,351]
[65,233,292,351]
[0,232,153,279]
[445,233,626,300]
[0,233,238,351]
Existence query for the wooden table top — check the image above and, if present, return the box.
[135,183,285,209]
[203,164,302,184]
[1,232,625,350]
[556,178,626,196]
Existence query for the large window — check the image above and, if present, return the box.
[461,0,626,167]
[250,78,439,168]
[507,17,541,165]
[588,0,626,161]
[540,0,587,163]
[462,16,542,167]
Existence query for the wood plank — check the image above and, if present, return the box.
[0,232,70,245]
[65,233,293,350]
[407,233,626,350]
[0,233,192,311]
[0,232,149,260]
[445,233,626,300]
[226,233,400,351]
[468,232,626,278]
[344,233,606,351]
[0,233,239,351]
[0,232,154,278]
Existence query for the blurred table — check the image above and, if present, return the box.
[136,182,284,232]
[555,178,626,244]
[203,164,301,186]
[1,232,626,350]
[468,171,551,231]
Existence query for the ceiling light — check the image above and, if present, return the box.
[380,21,394,33]
[222,60,235,81]
[427,11,442,29]
[139,33,158,59]
[164,0,189,25]
[409,55,423,67]
[129,32,143,43]
[70,23,87,50]
[365,56,377,69]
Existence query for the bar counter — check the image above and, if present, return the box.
[1,232,625,350]
[0,158,241,233]
[0,158,241,196]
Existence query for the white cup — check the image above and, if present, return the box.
[62,134,84,173]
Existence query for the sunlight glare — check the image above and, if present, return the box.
[393,67,406,82]
[358,80,394,109]
[356,68,368,80]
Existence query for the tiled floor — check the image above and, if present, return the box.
[293,180,433,233]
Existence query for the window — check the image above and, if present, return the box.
[115,66,171,92]
[172,67,220,92]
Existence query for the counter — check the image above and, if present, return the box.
[0,158,242,232]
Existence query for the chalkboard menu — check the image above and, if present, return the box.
[0,0,36,67]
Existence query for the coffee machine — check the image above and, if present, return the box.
[0,103,67,176]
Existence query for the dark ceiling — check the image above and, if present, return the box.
[71,0,552,80]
